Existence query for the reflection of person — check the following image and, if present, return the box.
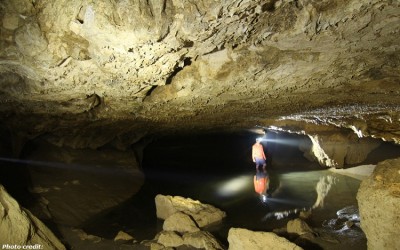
[254,171,269,196]
[252,138,266,172]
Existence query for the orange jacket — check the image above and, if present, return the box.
[254,175,269,195]
[252,143,266,161]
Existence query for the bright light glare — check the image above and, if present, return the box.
[217,175,250,197]
[248,128,266,135]
[262,195,267,202]
[257,137,298,146]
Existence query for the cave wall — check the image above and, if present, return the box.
[0,0,399,149]
[0,0,399,247]
[357,158,400,250]
[20,140,144,226]
[306,133,381,168]
[0,184,66,249]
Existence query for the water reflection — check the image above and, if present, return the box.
[84,133,367,249]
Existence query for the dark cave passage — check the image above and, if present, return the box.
[2,130,400,249]
[82,131,373,249]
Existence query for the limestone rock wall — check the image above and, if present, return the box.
[306,133,381,168]
[0,0,399,147]
[0,184,66,249]
[269,121,383,168]
[357,158,400,250]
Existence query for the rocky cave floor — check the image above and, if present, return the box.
[4,132,400,250]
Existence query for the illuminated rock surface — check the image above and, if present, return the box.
[228,227,303,250]
[162,211,201,233]
[0,0,399,150]
[155,194,226,228]
[1,0,400,249]
[155,230,224,250]
[357,158,400,250]
[0,185,66,249]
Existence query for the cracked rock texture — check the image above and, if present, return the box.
[1,1,400,248]
[357,158,400,250]
[0,184,66,249]
[0,0,399,152]
[228,227,303,250]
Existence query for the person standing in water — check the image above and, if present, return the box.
[252,138,269,200]
[252,138,267,172]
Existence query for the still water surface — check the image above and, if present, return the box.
[85,133,367,249]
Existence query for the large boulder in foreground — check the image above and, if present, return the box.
[155,230,224,250]
[163,211,200,233]
[228,228,303,250]
[0,185,65,249]
[155,194,226,227]
[357,158,400,250]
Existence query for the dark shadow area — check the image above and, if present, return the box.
[363,140,400,165]
[265,131,321,171]
[165,57,192,85]
[82,131,337,249]
[0,129,373,249]
[0,127,35,208]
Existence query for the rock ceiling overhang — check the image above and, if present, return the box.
[0,0,399,148]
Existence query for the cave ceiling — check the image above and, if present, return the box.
[0,0,399,149]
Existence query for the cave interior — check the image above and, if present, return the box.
[0,0,400,249]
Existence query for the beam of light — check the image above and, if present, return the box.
[261,194,267,202]
[256,137,299,147]
[263,197,301,206]
[216,175,251,197]
[0,157,142,177]
[247,128,266,135]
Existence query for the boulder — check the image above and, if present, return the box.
[155,194,226,227]
[299,210,312,220]
[0,184,65,249]
[183,231,224,250]
[228,228,303,250]
[72,228,102,243]
[287,218,314,236]
[156,230,224,250]
[156,231,183,248]
[114,230,135,242]
[357,158,400,250]
[163,212,200,233]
